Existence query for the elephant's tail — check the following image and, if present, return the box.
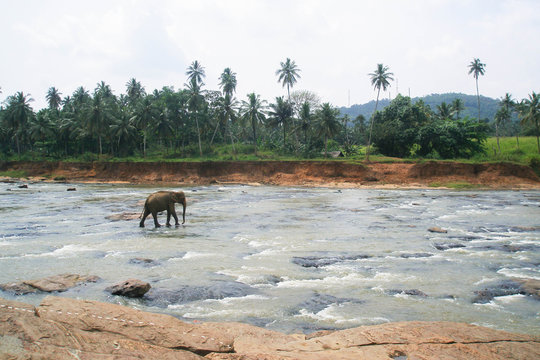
[139,201,147,219]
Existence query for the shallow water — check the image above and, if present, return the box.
[0,182,539,334]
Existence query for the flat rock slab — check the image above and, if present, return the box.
[0,274,99,294]
[1,296,539,359]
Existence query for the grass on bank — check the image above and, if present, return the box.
[2,137,539,166]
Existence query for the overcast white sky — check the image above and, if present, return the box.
[1,0,539,110]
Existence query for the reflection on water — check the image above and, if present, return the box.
[0,182,539,334]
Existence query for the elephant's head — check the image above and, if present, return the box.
[173,191,187,224]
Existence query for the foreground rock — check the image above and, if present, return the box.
[1,296,538,359]
[0,274,99,294]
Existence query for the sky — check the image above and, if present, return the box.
[1,0,539,110]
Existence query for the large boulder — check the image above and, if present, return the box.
[105,279,151,298]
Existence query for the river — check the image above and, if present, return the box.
[0,182,539,335]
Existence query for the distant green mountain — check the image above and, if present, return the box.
[340,93,500,121]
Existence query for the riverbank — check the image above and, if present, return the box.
[1,296,539,359]
[1,160,540,189]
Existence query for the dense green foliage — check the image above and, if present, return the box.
[1,59,538,164]
[371,95,488,159]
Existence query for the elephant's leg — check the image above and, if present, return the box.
[171,210,179,226]
[168,203,180,226]
[166,210,172,227]
[140,208,150,227]
[151,211,161,228]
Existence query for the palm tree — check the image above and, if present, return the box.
[298,101,312,144]
[3,92,34,158]
[153,108,173,151]
[212,67,238,149]
[436,102,452,119]
[29,110,54,151]
[212,94,238,157]
[130,95,157,157]
[268,96,293,145]
[125,78,146,107]
[46,87,62,110]
[241,93,267,154]
[501,93,519,148]
[494,107,509,154]
[520,92,540,153]
[186,60,206,87]
[110,106,137,155]
[366,63,394,161]
[95,81,114,100]
[186,61,206,156]
[85,93,113,156]
[451,98,465,120]
[219,68,237,98]
[468,58,486,122]
[316,103,341,157]
[276,58,301,101]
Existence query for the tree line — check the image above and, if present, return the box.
[1,58,539,161]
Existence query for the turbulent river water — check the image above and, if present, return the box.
[0,182,539,335]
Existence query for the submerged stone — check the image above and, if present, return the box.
[292,254,372,268]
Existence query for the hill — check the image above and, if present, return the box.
[340,93,500,121]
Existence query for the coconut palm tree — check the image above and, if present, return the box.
[130,95,157,157]
[298,101,312,145]
[125,78,146,107]
[186,60,206,87]
[451,98,465,120]
[468,58,486,122]
[186,78,204,156]
[436,102,452,119]
[366,63,394,161]
[316,103,341,158]
[520,92,540,153]
[3,92,34,158]
[268,96,293,145]
[219,68,237,98]
[186,61,206,156]
[276,58,301,101]
[46,87,62,110]
[85,93,113,156]
[501,93,519,148]
[241,93,267,154]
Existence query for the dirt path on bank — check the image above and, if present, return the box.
[2,160,540,189]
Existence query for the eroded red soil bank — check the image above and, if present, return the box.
[2,160,539,188]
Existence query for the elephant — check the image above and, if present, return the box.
[139,191,186,228]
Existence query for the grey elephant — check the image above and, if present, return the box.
[139,191,186,228]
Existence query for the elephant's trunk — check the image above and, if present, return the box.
[182,199,186,224]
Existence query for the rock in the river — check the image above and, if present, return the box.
[428,226,447,233]
[0,274,100,294]
[514,278,540,300]
[292,254,371,268]
[0,282,39,295]
[66,187,76,191]
[129,257,160,267]
[472,279,525,303]
[106,279,151,298]
[433,242,466,251]
[106,212,141,221]
[1,296,538,359]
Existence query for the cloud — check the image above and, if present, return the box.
[1,0,538,110]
